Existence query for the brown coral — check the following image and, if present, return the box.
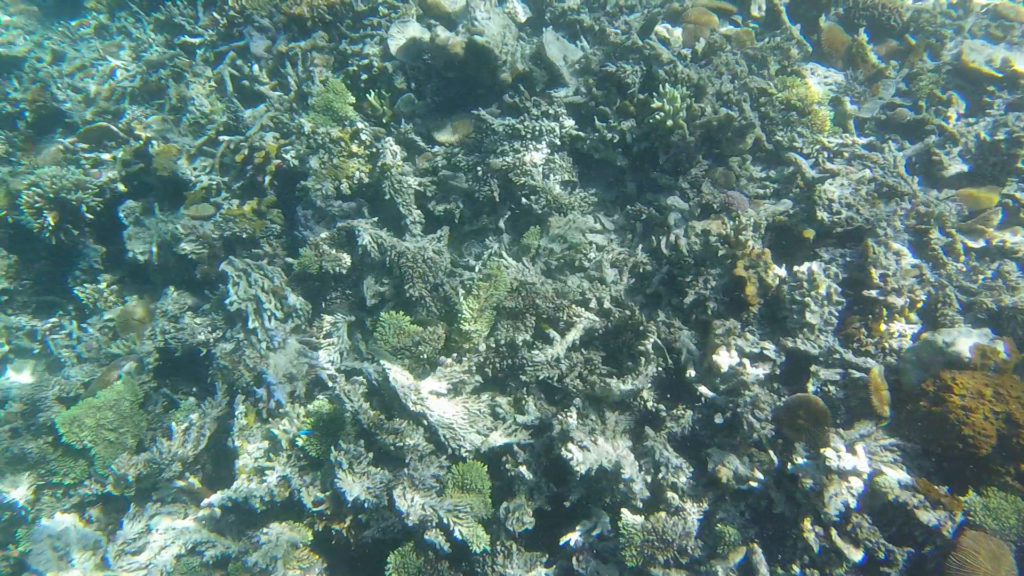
[944,530,1018,576]
[773,393,832,445]
[905,367,1024,489]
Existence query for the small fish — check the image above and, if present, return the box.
[953,185,1002,212]
[84,355,139,397]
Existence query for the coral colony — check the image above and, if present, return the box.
[0,0,1023,574]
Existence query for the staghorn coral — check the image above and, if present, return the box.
[220,256,311,346]
[106,502,235,573]
[245,521,324,575]
[352,224,456,316]
[380,360,520,453]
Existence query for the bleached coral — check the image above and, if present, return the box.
[111,394,227,488]
[781,260,845,355]
[381,359,523,453]
[332,439,391,507]
[246,521,324,575]
[0,472,36,512]
[26,512,107,575]
[201,398,311,512]
[107,503,235,574]
[560,409,649,505]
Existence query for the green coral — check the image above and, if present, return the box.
[311,78,359,125]
[442,460,492,553]
[708,522,744,557]
[372,310,446,369]
[296,397,348,461]
[618,508,651,568]
[294,234,351,276]
[445,460,492,517]
[964,487,1024,544]
[519,226,541,258]
[650,83,695,134]
[54,373,148,471]
[385,542,438,576]
[455,521,490,555]
[169,556,208,576]
[457,261,512,345]
[617,507,702,569]
[45,448,91,485]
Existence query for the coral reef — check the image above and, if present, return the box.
[0,0,1022,573]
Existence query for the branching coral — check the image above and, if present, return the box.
[457,260,512,345]
[617,501,707,569]
[310,78,359,125]
[16,165,110,244]
[296,397,348,461]
[372,310,446,370]
[441,460,493,553]
[221,256,311,345]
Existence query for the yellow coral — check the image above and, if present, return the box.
[774,75,832,133]
[733,248,784,307]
